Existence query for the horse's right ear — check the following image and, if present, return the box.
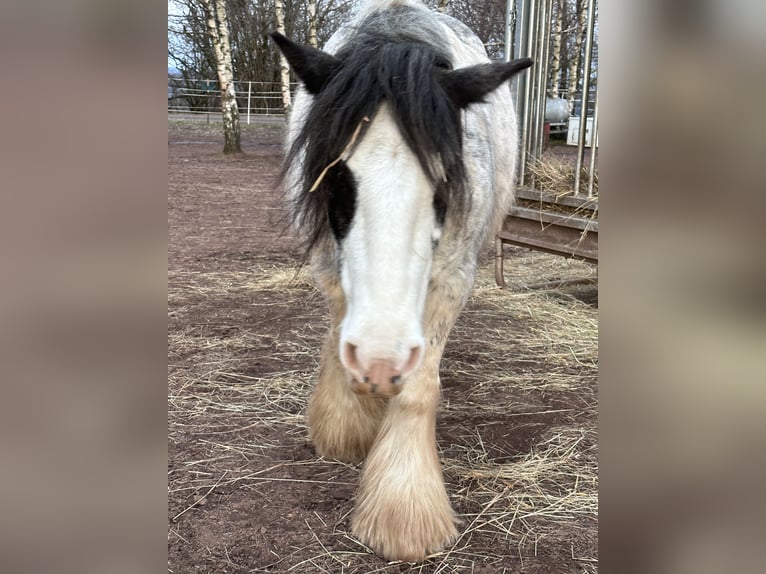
[270,32,341,95]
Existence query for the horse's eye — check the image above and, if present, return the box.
[434,58,452,71]
[325,162,357,242]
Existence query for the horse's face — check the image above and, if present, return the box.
[336,104,438,396]
[272,32,531,396]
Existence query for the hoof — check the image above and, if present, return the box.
[351,495,458,562]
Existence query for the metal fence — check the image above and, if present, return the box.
[168,77,296,121]
[493,0,598,281]
[168,0,598,197]
[510,0,599,197]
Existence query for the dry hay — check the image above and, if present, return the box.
[527,150,599,196]
[168,251,597,572]
[169,265,314,301]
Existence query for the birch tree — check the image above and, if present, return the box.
[200,0,242,154]
[274,0,292,114]
[567,0,588,107]
[448,0,506,59]
[307,0,318,48]
[548,0,564,98]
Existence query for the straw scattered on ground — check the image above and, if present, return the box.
[169,254,597,573]
[168,119,597,573]
[526,150,599,196]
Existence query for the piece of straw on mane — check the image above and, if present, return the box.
[308,116,370,193]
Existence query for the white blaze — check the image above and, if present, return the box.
[339,104,436,380]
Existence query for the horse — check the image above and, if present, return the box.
[271,0,531,562]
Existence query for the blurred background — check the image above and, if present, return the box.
[0,0,764,572]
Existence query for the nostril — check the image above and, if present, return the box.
[343,341,422,385]
[402,345,422,376]
[343,342,361,374]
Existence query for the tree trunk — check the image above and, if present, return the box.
[201,0,242,154]
[567,0,588,108]
[307,0,318,48]
[274,0,292,115]
[549,0,564,98]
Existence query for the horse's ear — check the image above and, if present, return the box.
[270,32,341,95]
[440,58,533,108]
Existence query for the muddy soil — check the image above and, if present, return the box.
[168,120,598,573]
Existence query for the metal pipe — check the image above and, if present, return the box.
[507,0,525,185]
[534,0,554,160]
[504,0,513,63]
[587,85,599,198]
[516,0,536,187]
[524,0,539,182]
[521,0,537,186]
[246,81,251,125]
[530,0,544,163]
[512,0,529,129]
[574,0,597,195]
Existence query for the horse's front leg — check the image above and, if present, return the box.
[351,290,463,562]
[307,326,387,463]
[351,348,456,562]
[307,271,387,463]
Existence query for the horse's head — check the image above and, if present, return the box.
[273,32,531,396]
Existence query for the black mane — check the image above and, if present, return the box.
[283,8,468,255]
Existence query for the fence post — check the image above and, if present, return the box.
[587,87,599,198]
[247,81,251,125]
[574,0,597,195]
[513,0,536,188]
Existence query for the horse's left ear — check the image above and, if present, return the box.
[270,32,342,95]
[440,58,533,108]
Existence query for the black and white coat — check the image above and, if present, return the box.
[273,0,530,562]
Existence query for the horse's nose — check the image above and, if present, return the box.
[342,342,422,397]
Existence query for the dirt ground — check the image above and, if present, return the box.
[168,119,598,573]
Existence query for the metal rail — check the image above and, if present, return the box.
[495,190,598,286]
[499,0,599,284]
